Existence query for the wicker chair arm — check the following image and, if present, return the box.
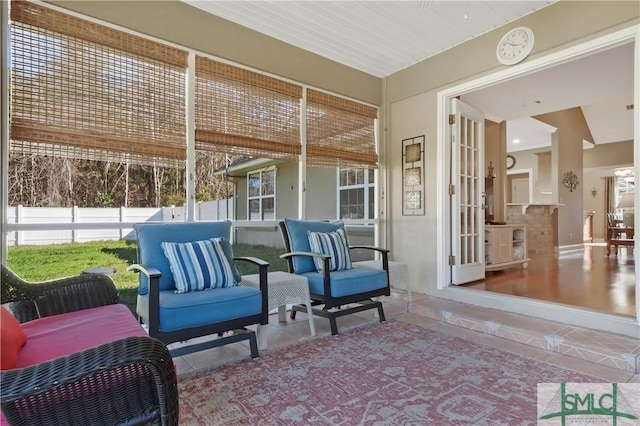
[1,264,119,320]
[2,300,39,324]
[0,336,178,426]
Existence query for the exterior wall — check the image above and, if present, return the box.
[276,163,301,220]
[384,1,639,298]
[231,163,374,249]
[306,167,338,220]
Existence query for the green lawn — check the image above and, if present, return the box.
[7,240,289,314]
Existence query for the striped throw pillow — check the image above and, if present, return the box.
[307,228,352,272]
[161,237,237,293]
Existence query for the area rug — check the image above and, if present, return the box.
[178,320,600,425]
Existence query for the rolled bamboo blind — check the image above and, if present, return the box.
[9,1,188,167]
[195,56,302,160]
[9,1,379,171]
[306,89,378,168]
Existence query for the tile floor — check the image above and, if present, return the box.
[171,290,640,383]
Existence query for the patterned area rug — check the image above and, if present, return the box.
[178,320,599,425]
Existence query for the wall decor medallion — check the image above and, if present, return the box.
[563,171,579,192]
[402,135,425,215]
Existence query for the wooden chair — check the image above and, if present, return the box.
[606,213,633,256]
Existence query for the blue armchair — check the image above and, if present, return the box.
[279,218,390,335]
[128,220,269,358]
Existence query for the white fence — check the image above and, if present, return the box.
[6,200,234,246]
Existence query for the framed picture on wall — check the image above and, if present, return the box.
[402,135,425,215]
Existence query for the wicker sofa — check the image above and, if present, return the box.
[0,264,178,426]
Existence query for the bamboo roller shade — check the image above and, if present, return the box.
[195,56,302,161]
[10,1,379,170]
[10,1,188,167]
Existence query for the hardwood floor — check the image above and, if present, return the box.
[462,244,636,317]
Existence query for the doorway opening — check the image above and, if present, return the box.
[435,26,639,336]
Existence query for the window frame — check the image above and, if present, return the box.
[615,175,635,216]
[336,167,375,220]
[247,167,277,221]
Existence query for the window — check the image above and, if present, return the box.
[615,172,634,226]
[338,168,374,220]
[248,168,276,220]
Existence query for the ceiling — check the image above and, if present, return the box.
[183,1,634,152]
[183,0,555,78]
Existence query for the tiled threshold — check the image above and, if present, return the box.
[407,292,640,374]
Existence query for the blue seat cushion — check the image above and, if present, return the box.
[134,221,241,294]
[283,218,344,274]
[301,267,388,298]
[137,286,262,332]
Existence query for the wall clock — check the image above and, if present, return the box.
[506,155,516,170]
[496,26,535,65]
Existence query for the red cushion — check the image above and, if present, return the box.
[15,304,146,369]
[1,307,27,370]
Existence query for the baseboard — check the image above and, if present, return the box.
[558,243,584,254]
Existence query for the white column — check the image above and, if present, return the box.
[298,90,307,219]
[185,52,196,221]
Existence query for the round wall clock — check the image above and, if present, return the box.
[506,155,516,170]
[496,26,535,66]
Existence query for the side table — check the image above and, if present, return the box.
[240,271,316,350]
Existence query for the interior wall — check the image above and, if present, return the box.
[583,140,634,240]
[535,108,592,246]
[384,1,639,297]
[583,169,610,241]
[584,140,634,168]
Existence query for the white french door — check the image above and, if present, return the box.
[450,99,486,285]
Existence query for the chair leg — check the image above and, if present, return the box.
[256,325,267,351]
[248,332,259,359]
[377,302,386,323]
[329,316,339,336]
